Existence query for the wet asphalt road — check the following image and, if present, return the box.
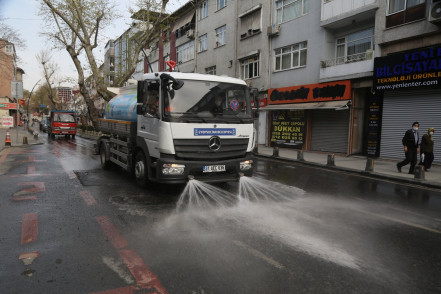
[0,136,441,294]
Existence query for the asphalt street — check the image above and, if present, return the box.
[0,135,440,293]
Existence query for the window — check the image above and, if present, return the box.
[199,34,207,52]
[5,44,14,55]
[274,41,307,71]
[177,41,195,63]
[217,0,227,10]
[240,54,260,79]
[240,8,261,39]
[215,25,226,47]
[206,66,216,75]
[150,61,159,73]
[200,1,208,19]
[276,0,309,24]
[386,0,426,27]
[336,28,374,64]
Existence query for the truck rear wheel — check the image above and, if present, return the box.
[100,143,111,170]
[134,151,149,188]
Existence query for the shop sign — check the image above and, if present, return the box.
[366,94,383,157]
[0,103,18,109]
[374,45,441,91]
[268,80,351,105]
[251,98,267,108]
[270,110,305,149]
[1,116,14,128]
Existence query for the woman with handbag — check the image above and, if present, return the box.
[420,128,435,171]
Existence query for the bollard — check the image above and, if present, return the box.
[414,165,425,180]
[34,132,38,140]
[327,154,335,166]
[365,158,374,172]
[297,150,304,161]
[272,146,279,157]
[23,136,28,144]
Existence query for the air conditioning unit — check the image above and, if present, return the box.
[429,0,441,23]
[186,29,194,38]
[267,24,280,37]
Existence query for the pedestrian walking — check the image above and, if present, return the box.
[397,122,420,174]
[419,127,435,171]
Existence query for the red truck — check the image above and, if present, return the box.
[48,110,77,139]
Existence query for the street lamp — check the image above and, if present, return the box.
[27,78,42,126]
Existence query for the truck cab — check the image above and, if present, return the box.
[97,72,257,186]
[48,110,77,139]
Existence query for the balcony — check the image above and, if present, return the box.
[319,51,374,82]
[321,0,378,29]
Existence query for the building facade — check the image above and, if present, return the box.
[373,0,441,164]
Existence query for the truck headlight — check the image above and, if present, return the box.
[162,164,185,175]
[240,160,253,171]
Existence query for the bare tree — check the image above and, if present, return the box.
[39,2,100,126]
[41,0,171,101]
[36,50,59,108]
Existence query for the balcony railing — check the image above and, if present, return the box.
[321,51,373,68]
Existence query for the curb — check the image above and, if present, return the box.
[254,153,441,191]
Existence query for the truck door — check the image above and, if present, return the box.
[137,80,160,155]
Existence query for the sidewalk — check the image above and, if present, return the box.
[255,145,441,190]
[0,125,44,152]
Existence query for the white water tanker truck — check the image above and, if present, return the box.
[96,72,258,186]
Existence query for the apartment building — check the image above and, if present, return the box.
[1,39,25,127]
[373,0,441,163]
[103,40,115,86]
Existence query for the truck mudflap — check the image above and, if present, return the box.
[153,153,254,184]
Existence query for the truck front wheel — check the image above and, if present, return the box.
[134,151,149,188]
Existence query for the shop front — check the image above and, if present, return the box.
[373,45,441,164]
[262,80,352,154]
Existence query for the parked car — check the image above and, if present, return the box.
[40,116,49,132]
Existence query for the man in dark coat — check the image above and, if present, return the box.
[397,122,420,174]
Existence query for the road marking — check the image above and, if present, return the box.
[68,171,76,179]
[14,182,45,197]
[16,156,47,163]
[360,210,441,234]
[118,248,168,292]
[21,213,38,244]
[96,215,128,249]
[80,190,98,206]
[0,148,11,166]
[13,196,37,201]
[27,166,36,175]
[233,240,285,269]
[19,251,40,265]
[10,173,52,178]
[94,215,168,294]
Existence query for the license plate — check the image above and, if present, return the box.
[203,165,226,173]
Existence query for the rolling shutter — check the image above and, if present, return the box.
[380,89,441,163]
[311,109,350,153]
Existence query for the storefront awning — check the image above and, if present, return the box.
[260,100,351,111]
[173,12,195,30]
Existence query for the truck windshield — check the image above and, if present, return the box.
[162,80,252,123]
[53,113,75,123]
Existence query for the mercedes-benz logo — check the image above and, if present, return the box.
[208,136,221,151]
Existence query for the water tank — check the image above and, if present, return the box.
[104,90,137,122]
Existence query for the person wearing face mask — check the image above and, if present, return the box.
[397,122,420,174]
[419,128,435,171]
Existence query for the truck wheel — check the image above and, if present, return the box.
[100,143,111,170]
[72,134,76,139]
[134,151,149,188]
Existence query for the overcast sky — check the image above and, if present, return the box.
[1,0,184,91]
